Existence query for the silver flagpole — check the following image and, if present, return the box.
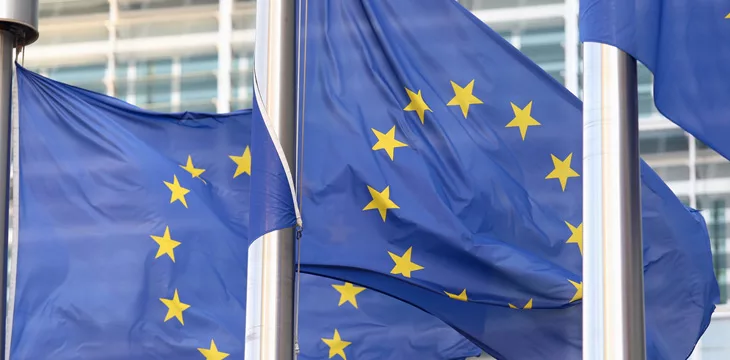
[245,0,296,360]
[582,43,646,360]
[0,0,38,356]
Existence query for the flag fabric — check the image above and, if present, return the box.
[289,0,720,358]
[9,66,480,360]
[580,0,730,159]
[248,79,300,243]
[297,274,480,360]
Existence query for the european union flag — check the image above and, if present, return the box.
[297,273,480,360]
[12,65,251,359]
[10,65,480,360]
[288,0,719,358]
[580,0,730,158]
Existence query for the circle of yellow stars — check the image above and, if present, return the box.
[361,80,582,315]
[152,147,251,359]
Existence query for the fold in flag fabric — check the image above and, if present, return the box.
[248,75,300,243]
[276,0,720,358]
[10,65,480,360]
[580,0,730,160]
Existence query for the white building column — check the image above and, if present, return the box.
[217,0,233,113]
[687,133,701,360]
[563,0,579,95]
[126,61,137,105]
[171,57,181,112]
[688,134,698,208]
[105,0,119,97]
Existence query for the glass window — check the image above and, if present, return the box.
[639,130,688,155]
[118,0,218,11]
[697,162,730,180]
[181,55,217,73]
[115,83,131,103]
[520,28,564,63]
[637,64,657,117]
[40,0,109,18]
[117,17,218,39]
[678,196,691,206]
[463,0,562,11]
[653,165,690,182]
[232,53,253,109]
[638,63,653,84]
[139,59,173,76]
[186,103,217,113]
[136,79,172,106]
[116,59,173,109]
[638,87,655,118]
[47,64,106,94]
[496,30,512,42]
[180,55,218,111]
[697,195,729,303]
[698,139,712,150]
[180,76,216,102]
[517,27,565,85]
[231,99,252,111]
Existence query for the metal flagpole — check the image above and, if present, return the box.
[245,0,296,360]
[582,43,646,360]
[0,0,38,356]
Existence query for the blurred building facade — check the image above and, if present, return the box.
[22,0,730,358]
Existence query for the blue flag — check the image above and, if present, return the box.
[248,84,299,242]
[297,274,479,360]
[287,0,719,358]
[580,0,730,159]
[10,66,480,360]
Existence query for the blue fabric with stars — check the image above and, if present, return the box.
[248,91,298,243]
[580,0,730,161]
[11,65,480,360]
[289,0,719,359]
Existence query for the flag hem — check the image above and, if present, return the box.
[252,71,302,227]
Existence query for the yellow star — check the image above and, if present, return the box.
[371,126,408,161]
[505,101,541,140]
[508,298,533,309]
[569,280,583,303]
[229,146,251,178]
[726,12,730,19]
[159,289,190,325]
[150,226,181,262]
[447,80,484,118]
[388,247,423,278]
[444,289,468,301]
[180,155,206,180]
[362,185,399,221]
[545,153,580,191]
[565,221,583,255]
[198,339,230,360]
[332,282,366,309]
[403,88,432,124]
[321,329,351,360]
[164,174,190,208]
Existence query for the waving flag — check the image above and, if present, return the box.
[286,0,720,358]
[9,66,479,360]
[581,0,730,159]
